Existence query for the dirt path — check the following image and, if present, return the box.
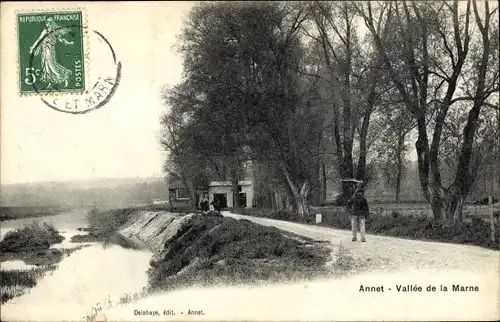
[223,212,500,274]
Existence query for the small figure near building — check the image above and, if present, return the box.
[200,198,209,213]
[211,198,221,215]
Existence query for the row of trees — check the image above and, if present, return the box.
[160,1,499,221]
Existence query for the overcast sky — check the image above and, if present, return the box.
[1,1,196,184]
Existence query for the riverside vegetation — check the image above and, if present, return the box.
[0,222,67,303]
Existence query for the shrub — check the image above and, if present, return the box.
[0,222,63,253]
[473,197,499,205]
[87,207,138,235]
[269,209,300,221]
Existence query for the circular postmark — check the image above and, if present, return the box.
[27,21,120,114]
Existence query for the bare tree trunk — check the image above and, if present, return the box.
[296,183,310,218]
[281,165,310,218]
[229,158,241,208]
[453,195,465,222]
[395,173,402,204]
[441,0,493,222]
[489,196,495,243]
[231,178,239,208]
[395,133,406,203]
[320,162,327,204]
[286,195,293,210]
[190,187,197,209]
[274,191,282,210]
[357,65,380,183]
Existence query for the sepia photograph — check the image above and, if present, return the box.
[1,1,499,321]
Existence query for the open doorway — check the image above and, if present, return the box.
[213,193,228,209]
[238,193,247,208]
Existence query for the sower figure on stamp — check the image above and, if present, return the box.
[346,186,369,242]
[29,17,74,89]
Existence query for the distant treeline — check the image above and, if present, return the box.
[0,206,72,221]
[0,178,169,208]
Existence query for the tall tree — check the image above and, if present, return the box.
[159,108,213,207]
[303,1,386,204]
[162,2,320,216]
[375,102,414,203]
[357,0,499,221]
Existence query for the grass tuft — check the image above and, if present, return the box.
[0,266,56,304]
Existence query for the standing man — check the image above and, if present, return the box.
[347,188,369,242]
[201,197,209,213]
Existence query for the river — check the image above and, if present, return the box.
[0,210,153,321]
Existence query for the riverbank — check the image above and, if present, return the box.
[74,208,337,300]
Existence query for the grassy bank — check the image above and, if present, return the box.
[0,206,70,221]
[0,222,70,304]
[234,208,500,250]
[0,266,56,304]
[148,213,332,293]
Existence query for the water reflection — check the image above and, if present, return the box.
[2,243,152,321]
[1,210,153,321]
[0,209,89,238]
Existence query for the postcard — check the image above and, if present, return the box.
[1,1,499,321]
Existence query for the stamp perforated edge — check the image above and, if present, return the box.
[15,7,90,97]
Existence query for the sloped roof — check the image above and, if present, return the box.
[208,180,252,187]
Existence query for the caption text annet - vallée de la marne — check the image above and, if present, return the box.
[359,284,479,292]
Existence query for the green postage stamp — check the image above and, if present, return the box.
[17,11,86,94]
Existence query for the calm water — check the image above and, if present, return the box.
[0,210,153,321]
[0,209,89,237]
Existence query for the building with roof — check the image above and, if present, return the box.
[207,180,254,208]
[168,179,255,209]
